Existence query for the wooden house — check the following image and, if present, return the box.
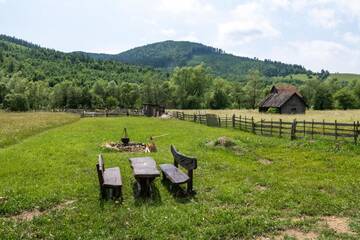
[258,85,306,114]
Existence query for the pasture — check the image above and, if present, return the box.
[0,112,79,148]
[174,109,360,123]
[0,113,360,239]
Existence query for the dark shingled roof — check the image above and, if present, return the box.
[259,85,305,108]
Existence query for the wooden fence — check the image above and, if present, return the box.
[172,112,360,144]
[81,109,143,118]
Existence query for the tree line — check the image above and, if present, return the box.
[0,36,359,111]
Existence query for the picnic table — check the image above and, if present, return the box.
[129,157,160,197]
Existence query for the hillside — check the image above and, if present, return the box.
[0,35,165,86]
[84,40,309,80]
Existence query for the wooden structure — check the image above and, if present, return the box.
[258,85,306,114]
[160,145,197,194]
[129,157,160,197]
[173,111,360,144]
[142,104,165,117]
[96,155,122,200]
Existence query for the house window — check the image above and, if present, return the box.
[291,108,297,114]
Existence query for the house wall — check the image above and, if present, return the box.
[280,95,306,114]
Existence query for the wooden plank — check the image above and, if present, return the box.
[103,167,122,186]
[160,164,189,184]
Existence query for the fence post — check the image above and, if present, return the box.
[193,114,196,122]
[218,116,221,127]
[311,119,314,139]
[279,119,282,137]
[270,119,273,136]
[322,120,325,136]
[260,119,263,135]
[291,119,297,140]
[239,115,242,130]
[251,117,255,134]
[354,121,358,144]
[225,115,228,128]
[335,120,338,140]
[303,120,306,138]
[232,114,235,128]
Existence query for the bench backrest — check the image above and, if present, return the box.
[96,154,105,186]
[170,145,197,170]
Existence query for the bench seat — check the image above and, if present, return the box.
[160,164,189,184]
[103,167,122,187]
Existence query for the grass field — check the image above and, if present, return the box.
[1,115,360,239]
[0,112,79,148]
[173,109,360,123]
[272,73,360,83]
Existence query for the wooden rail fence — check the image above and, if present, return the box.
[81,109,143,118]
[173,112,359,144]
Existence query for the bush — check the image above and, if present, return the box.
[267,107,279,114]
[4,93,29,111]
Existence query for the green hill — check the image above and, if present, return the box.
[84,40,309,80]
[0,35,164,87]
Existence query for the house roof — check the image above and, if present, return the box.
[259,85,305,108]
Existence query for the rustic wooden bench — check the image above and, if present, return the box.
[160,145,197,194]
[96,154,122,200]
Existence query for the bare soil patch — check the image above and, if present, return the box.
[255,184,268,192]
[321,216,354,234]
[275,229,318,240]
[258,158,273,165]
[10,200,76,221]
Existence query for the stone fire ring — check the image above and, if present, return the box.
[103,142,147,153]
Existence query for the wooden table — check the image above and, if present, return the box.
[129,157,160,197]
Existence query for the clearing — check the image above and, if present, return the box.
[0,114,360,239]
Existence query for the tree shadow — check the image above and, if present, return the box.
[161,178,196,204]
[132,181,162,206]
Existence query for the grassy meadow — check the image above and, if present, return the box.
[173,109,360,123]
[0,112,79,148]
[1,114,360,239]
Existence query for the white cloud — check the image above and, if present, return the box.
[343,32,360,44]
[156,0,214,15]
[272,40,360,72]
[160,28,177,38]
[217,2,280,47]
[309,8,340,28]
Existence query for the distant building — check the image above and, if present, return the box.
[258,85,307,114]
[142,103,165,117]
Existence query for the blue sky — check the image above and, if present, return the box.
[1,0,360,73]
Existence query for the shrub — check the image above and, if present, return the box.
[267,107,279,114]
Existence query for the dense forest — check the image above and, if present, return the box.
[0,35,359,111]
[84,40,309,81]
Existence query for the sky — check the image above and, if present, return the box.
[1,0,360,73]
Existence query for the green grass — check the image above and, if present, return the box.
[330,73,360,82]
[0,112,79,148]
[1,116,360,239]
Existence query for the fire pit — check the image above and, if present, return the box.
[103,128,151,153]
[104,142,147,152]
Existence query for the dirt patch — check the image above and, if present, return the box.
[206,136,236,148]
[321,216,354,234]
[255,184,268,192]
[0,197,7,204]
[258,158,273,165]
[275,229,318,240]
[10,200,76,222]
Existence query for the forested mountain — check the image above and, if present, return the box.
[0,35,359,111]
[0,35,168,111]
[84,40,309,81]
